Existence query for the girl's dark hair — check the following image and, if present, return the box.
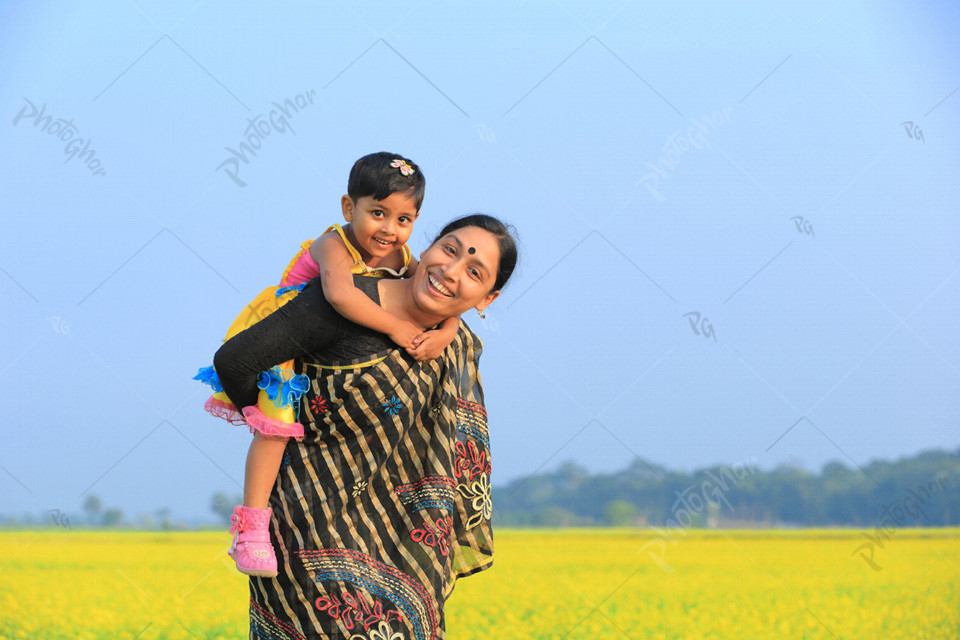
[348,152,426,210]
[433,214,519,292]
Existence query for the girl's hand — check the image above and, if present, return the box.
[388,321,424,350]
[405,330,447,361]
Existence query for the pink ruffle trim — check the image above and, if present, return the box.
[204,396,246,426]
[242,406,304,440]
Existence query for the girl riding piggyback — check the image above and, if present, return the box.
[194,152,460,577]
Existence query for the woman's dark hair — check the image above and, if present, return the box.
[433,214,519,292]
[347,152,426,210]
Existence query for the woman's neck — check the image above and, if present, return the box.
[377,278,445,330]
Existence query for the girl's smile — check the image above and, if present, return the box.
[341,191,418,264]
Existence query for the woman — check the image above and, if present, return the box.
[213,215,518,640]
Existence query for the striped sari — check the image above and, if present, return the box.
[248,325,493,640]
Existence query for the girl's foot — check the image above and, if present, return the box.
[227,504,278,577]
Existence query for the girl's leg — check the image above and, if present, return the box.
[228,432,288,578]
[243,432,288,508]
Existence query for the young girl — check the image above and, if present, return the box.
[195,152,460,577]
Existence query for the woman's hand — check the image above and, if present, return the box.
[406,316,458,361]
[405,330,448,361]
[388,320,424,351]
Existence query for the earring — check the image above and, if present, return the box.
[476,308,486,319]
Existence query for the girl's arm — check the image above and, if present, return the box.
[311,233,422,349]
[406,315,460,361]
[214,279,354,409]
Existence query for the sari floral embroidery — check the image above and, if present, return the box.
[456,473,493,530]
[299,548,437,640]
[452,400,493,532]
[352,480,369,498]
[315,589,404,632]
[350,620,406,640]
[454,441,491,481]
[310,394,330,414]
[382,396,403,416]
[410,516,454,556]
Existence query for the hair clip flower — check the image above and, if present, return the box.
[390,158,415,176]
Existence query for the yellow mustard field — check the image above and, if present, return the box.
[2,528,957,639]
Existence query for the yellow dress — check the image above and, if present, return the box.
[195,224,413,439]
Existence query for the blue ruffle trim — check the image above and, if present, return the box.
[275,283,307,297]
[193,366,223,393]
[257,366,310,409]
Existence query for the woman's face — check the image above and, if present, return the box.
[414,226,501,317]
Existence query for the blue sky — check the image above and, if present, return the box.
[1,1,958,522]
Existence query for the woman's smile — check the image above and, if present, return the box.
[426,272,454,297]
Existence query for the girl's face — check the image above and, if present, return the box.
[414,226,501,317]
[342,190,419,262]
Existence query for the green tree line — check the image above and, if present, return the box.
[492,447,959,527]
[4,450,955,529]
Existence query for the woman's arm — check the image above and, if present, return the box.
[213,278,353,409]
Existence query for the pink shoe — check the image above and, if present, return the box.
[227,505,278,577]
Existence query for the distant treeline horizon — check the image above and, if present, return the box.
[492,447,959,527]
[3,447,957,529]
